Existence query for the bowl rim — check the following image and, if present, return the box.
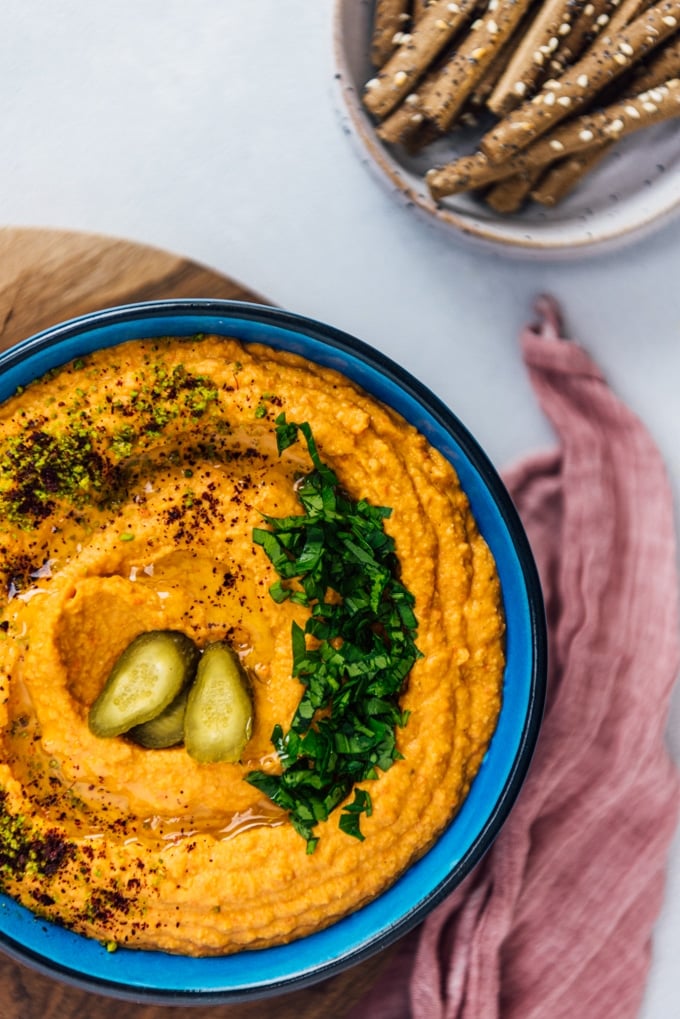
[0,298,547,1003]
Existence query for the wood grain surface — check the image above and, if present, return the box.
[0,227,394,1018]
[0,226,269,351]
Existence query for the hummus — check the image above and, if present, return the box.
[0,334,504,955]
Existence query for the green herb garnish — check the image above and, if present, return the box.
[247,415,420,851]
[0,359,220,528]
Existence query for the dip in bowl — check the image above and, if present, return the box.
[0,299,546,1002]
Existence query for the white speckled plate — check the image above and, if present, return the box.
[333,0,680,257]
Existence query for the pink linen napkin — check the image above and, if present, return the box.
[347,296,680,1019]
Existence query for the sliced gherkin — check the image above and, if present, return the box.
[88,630,200,739]
[184,641,253,764]
[127,686,190,749]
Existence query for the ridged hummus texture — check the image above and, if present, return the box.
[0,335,505,955]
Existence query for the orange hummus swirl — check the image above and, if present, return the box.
[0,335,505,955]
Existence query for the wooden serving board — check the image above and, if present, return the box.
[0,227,393,1018]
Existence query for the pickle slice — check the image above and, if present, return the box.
[89,630,200,739]
[127,687,189,749]
[184,642,253,764]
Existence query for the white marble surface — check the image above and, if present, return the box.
[1,1,679,1014]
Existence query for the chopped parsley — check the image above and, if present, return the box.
[247,415,420,852]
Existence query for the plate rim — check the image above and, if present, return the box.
[332,0,680,256]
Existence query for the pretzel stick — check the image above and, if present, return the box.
[531,30,680,202]
[469,24,527,107]
[632,32,680,88]
[527,0,613,85]
[426,76,680,196]
[484,166,547,210]
[414,0,435,19]
[569,0,655,86]
[363,0,478,120]
[404,117,444,152]
[419,0,536,131]
[371,0,412,68]
[376,102,424,144]
[479,0,680,162]
[608,0,653,32]
[376,38,455,144]
[529,143,614,202]
[487,0,588,116]
[375,3,484,143]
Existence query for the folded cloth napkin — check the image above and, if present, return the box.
[347,296,680,1019]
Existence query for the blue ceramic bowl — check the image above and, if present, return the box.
[0,300,546,1003]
